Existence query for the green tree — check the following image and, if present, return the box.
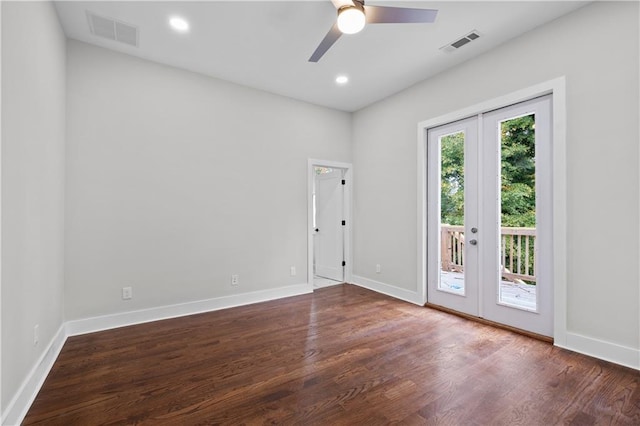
[500,115,536,227]
[440,132,465,226]
[439,115,536,228]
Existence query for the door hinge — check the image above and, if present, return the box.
[342,260,346,267]
[341,220,346,226]
[341,179,346,185]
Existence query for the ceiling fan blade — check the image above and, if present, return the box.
[309,23,342,62]
[364,5,438,24]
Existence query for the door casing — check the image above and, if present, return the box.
[426,96,553,336]
[314,168,345,282]
[417,78,567,343]
[307,159,353,288]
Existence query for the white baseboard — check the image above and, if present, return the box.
[557,332,640,370]
[4,282,638,426]
[1,324,67,426]
[352,276,640,371]
[66,283,312,336]
[2,283,312,425]
[351,275,423,305]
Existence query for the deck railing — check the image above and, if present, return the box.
[440,225,536,283]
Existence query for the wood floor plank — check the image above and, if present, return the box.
[23,284,640,425]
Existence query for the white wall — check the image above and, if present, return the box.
[2,3,638,420]
[352,1,639,351]
[65,40,351,320]
[1,0,66,415]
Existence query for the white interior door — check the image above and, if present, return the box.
[427,96,553,337]
[314,169,344,281]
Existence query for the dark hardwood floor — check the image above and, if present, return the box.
[24,284,640,425]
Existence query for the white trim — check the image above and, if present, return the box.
[1,325,67,426]
[417,79,563,130]
[0,2,4,416]
[417,77,567,341]
[351,275,423,306]
[550,82,568,347]
[307,159,353,288]
[558,333,640,371]
[66,283,312,336]
[476,114,484,319]
[416,128,427,305]
[2,281,638,425]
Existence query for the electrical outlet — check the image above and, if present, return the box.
[231,274,239,286]
[122,286,132,300]
[376,264,381,273]
[290,266,296,276]
[34,324,39,346]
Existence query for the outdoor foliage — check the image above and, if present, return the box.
[440,132,465,226]
[500,115,536,227]
[440,115,536,228]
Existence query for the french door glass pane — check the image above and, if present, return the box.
[498,114,537,311]
[439,131,465,294]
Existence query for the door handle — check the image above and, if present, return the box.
[471,227,478,233]
[469,239,477,246]
[315,228,319,232]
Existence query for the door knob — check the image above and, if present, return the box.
[315,228,319,232]
[469,239,477,246]
[471,227,478,233]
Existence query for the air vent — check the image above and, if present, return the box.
[440,30,480,53]
[87,12,138,47]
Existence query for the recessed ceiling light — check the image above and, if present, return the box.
[336,75,349,85]
[169,16,189,33]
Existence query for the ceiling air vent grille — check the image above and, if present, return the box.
[440,30,480,53]
[87,12,139,47]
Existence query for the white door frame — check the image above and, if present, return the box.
[314,168,345,282]
[417,77,568,343]
[307,159,353,287]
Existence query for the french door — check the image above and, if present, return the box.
[427,96,553,337]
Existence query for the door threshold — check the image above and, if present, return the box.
[424,302,553,344]
[313,276,344,289]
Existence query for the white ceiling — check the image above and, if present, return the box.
[54,1,588,112]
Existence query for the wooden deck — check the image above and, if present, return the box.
[440,270,537,310]
[24,284,640,425]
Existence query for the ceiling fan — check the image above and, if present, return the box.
[309,0,438,62]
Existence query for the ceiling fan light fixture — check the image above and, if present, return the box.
[337,6,365,34]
